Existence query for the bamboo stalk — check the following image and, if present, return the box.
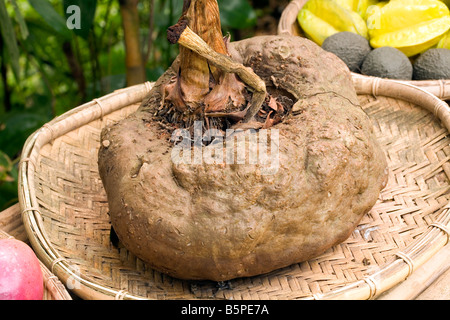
[119,0,146,86]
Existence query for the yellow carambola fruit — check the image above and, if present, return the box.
[357,0,380,18]
[298,0,368,46]
[367,0,450,56]
[334,0,379,18]
[334,0,359,11]
[439,0,450,8]
[438,30,450,49]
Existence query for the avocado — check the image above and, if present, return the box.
[322,32,372,72]
[413,48,450,80]
[361,46,413,80]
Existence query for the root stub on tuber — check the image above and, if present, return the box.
[98,0,388,282]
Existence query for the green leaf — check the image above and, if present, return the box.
[0,159,18,210]
[10,0,29,39]
[0,0,20,80]
[0,111,50,158]
[63,0,98,39]
[0,150,13,182]
[218,0,257,30]
[28,0,72,39]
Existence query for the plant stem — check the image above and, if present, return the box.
[0,33,11,114]
[170,24,266,122]
[89,31,104,96]
[162,0,263,126]
[119,0,147,86]
[143,0,155,65]
[62,41,87,102]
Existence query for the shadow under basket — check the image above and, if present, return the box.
[18,78,450,300]
[277,0,450,101]
[0,229,72,300]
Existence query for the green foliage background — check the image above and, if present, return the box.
[0,0,285,210]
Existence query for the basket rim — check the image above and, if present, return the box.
[18,78,450,300]
[0,229,72,300]
[277,0,450,100]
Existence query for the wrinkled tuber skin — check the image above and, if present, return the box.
[98,35,388,281]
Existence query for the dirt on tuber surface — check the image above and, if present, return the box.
[98,0,388,282]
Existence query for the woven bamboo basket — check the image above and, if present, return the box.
[277,0,450,101]
[0,228,72,300]
[18,77,450,300]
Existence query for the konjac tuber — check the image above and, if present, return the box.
[98,0,388,281]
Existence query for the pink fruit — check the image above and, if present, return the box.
[0,239,44,300]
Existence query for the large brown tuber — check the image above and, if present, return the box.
[98,0,388,281]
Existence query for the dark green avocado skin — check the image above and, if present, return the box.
[322,32,372,73]
[361,46,413,80]
[413,48,450,80]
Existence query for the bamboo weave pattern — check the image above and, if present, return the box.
[28,94,450,299]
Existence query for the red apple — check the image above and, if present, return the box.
[0,239,44,300]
